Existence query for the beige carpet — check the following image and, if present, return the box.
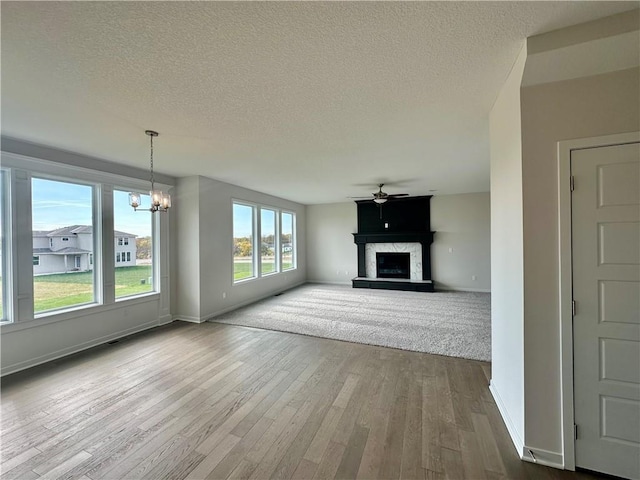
[211,283,491,361]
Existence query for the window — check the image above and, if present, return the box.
[233,203,255,281]
[113,190,153,298]
[232,202,296,283]
[261,209,276,275]
[49,238,53,248]
[32,177,95,314]
[62,237,69,242]
[281,212,295,270]
[89,254,93,265]
[116,253,121,263]
[0,171,6,321]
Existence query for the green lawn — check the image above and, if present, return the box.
[32,266,153,313]
[234,259,293,281]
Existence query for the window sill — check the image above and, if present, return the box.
[0,292,161,334]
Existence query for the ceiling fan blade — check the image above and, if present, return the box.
[388,193,409,197]
[347,196,374,199]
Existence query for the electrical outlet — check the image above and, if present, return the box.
[222,292,226,299]
[471,275,477,281]
[344,270,349,275]
[448,247,453,253]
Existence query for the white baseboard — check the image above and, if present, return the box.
[174,315,206,324]
[489,381,524,456]
[306,280,353,286]
[489,381,565,471]
[522,446,564,469]
[1,319,162,376]
[437,286,491,293]
[203,281,307,321]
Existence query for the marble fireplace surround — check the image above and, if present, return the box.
[365,242,422,280]
[352,232,435,282]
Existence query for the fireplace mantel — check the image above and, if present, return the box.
[352,232,434,245]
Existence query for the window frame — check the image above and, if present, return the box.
[259,207,278,277]
[232,201,258,284]
[232,199,297,285]
[280,210,296,272]
[0,151,169,328]
[0,170,11,323]
[30,173,99,316]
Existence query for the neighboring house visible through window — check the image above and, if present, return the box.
[233,201,297,283]
[113,189,153,299]
[31,177,96,314]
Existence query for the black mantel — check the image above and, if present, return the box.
[352,196,436,292]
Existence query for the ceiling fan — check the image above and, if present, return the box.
[350,183,409,204]
[349,183,409,218]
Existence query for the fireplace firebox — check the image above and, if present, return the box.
[376,253,410,279]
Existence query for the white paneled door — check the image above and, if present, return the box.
[572,142,640,479]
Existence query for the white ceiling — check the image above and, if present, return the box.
[1,1,636,204]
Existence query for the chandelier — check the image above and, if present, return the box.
[129,130,171,212]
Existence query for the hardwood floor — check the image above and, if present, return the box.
[1,321,602,480]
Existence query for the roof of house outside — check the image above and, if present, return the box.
[33,247,92,255]
[45,225,136,238]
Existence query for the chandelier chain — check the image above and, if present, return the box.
[149,134,155,190]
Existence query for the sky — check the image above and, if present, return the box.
[32,178,152,237]
[233,204,292,239]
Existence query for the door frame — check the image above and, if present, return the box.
[557,131,640,471]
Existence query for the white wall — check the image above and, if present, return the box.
[489,43,527,454]
[172,176,307,322]
[306,197,490,291]
[431,193,491,292]
[521,66,640,455]
[306,202,358,285]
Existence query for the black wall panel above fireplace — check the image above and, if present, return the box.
[356,196,431,233]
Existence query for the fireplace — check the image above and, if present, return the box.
[376,253,410,279]
[351,195,435,292]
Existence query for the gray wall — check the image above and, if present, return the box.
[306,195,491,292]
[173,175,307,322]
[306,202,358,285]
[431,193,491,292]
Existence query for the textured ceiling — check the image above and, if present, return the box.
[1,1,636,204]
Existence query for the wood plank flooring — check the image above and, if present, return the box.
[1,322,602,479]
